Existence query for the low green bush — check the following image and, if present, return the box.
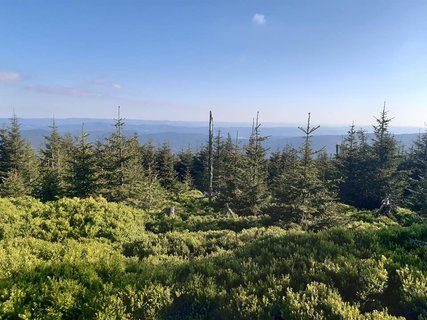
[0,196,426,319]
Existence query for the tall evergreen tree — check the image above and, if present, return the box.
[233,113,270,215]
[267,150,283,188]
[21,141,40,195]
[0,169,28,197]
[212,131,225,193]
[336,124,359,204]
[141,140,166,196]
[270,147,305,222]
[99,108,130,200]
[1,114,26,173]
[0,114,39,196]
[175,147,195,191]
[404,129,427,213]
[141,141,157,172]
[214,133,243,209]
[270,114,338,230]
[336,125,374,207]
[60,133,75,192]
[369,106,406,208]
[175,147,194,182]
[315,150,337,186]
[97,109,166,208]
[192,144,209,192]
[337,107,406,210]
[66,125,99,198]
[38,118,66,201]
[156,143,179,191]
[120,134,167,209]
[352,128,377,208]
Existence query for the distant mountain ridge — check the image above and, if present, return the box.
[0,118,423,154]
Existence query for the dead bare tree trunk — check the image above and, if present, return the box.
[225,203,234,214]
[208,111,214,202]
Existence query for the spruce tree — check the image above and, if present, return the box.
[38,119,66,201]
[267,150,283,188]
[175,147,194,185]
[141,141,166,197]
[3,114,26,172]
[336,124,358,204]
[352,128,377,208]
[233,113,270,215]
[315,150,337,186]
[269,146,300,220]
[270,114,338,230]
[336,107,406,211]
[182,167,194,191]
[98,108,130,201]
[0,169,28,197]
[369,106,406,208]
[141,141,157,173]
[192,145,209,192]
[212,131,225,193]
[97,110,165,208]
[0,128,10,181]
[66,125,99,198]
[405,129,427,213]
[336,125,373,207]
[60,133,75,192]
[270,147,305,223]
[156,143,179,191]
[21,142,40,195]
[214,133,243,209]
[0,114,38,196]
[120,134,166,209]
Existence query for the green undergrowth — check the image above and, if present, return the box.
[0,196,426,319]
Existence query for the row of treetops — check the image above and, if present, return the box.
[0,106,425,228]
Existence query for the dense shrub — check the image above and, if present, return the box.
[0,196,145,242]
[0,196,426,319]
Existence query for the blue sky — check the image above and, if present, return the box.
[0,0,426,126]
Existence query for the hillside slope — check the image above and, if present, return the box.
[0,196,426,319]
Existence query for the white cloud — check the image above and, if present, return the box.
[112,83,122,89]
[0,71,21,83]
[252,13,266,25]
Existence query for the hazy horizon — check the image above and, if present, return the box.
[0,114,426,129]
[1,116,425,135]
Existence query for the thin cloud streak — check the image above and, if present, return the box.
[24,85,101,98]
[91,79,122,89]
[0,71,21,83]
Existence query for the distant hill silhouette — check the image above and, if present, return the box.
[1,118,422,154]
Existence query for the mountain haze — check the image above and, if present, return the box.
[1,118,422,154]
